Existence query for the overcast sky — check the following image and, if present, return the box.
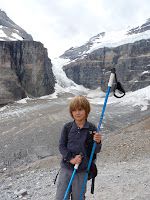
[1,0,150,59]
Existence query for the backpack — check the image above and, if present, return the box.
[65,121,99,194]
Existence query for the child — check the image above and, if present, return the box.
[55,95,101,200]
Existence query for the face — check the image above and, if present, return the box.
[72,106,86,123]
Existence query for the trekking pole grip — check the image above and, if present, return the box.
[108,68,116,87]
[74,152,84,169]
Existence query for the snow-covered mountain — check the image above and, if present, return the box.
[61,18,150,60]
[0,9,32,41]
[51,17,150,95]
[0,9,149,103]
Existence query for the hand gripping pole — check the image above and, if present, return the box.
[79,68,116,200]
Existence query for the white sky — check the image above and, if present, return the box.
[1,0,150,59]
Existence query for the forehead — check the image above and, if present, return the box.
[74,105,83,109]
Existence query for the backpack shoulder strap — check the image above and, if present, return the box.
[85,122,97,159]
[65,121,74,138]
[88,122,96,131]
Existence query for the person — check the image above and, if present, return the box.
[55,95,101,200]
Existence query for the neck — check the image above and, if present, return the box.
[75,119,86,128]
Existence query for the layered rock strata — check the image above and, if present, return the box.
[63,39,150,92]
[0,41,55,106]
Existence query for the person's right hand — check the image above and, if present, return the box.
[69,154,83,165]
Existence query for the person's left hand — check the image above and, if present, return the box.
[93,132,101,144]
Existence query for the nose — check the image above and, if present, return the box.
[76,110,79,114]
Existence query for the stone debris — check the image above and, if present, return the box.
[14,189,28,196]
[0,116,149,200]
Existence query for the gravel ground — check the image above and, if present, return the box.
[0,115,149,200]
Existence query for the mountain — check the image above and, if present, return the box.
[60,18,150,92]
[127,18,150,35]
[61,18,150,60]
[0,11,149,190]
[0,9,33,41]
[0,10,55,106]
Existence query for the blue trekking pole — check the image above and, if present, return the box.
[63,152,84,200]
[79,68,118,200]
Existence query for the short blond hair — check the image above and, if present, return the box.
[69,95,91,119]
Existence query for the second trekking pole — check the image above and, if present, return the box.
[79,68,116,200]
[63,152,83,200]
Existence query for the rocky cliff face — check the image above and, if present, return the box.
[61,19,150,92]
[0,41,55,106]
[63,39,150,92]
[0,10,55,106]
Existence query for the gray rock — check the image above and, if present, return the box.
[0,41,55,106]
[63,39,150,92]
[14,189,27,196]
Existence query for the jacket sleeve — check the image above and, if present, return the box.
[59,125,73,162]
[95,141,102,154]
